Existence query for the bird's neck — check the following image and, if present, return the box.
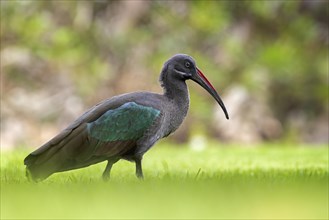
[159,72,190,137]
[162,79,190,110]
[159,68,190,115]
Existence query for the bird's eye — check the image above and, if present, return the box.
[185,62,191,68]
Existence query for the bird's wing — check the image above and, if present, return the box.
[86,102,161,156]
[27,98,116,157]
[24,101,161,180]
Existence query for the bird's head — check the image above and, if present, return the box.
[161,54,229,120]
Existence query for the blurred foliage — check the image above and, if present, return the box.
[1,0,328,145]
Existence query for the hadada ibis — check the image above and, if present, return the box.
[24,54,229,181]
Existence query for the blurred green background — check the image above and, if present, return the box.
[1,0,328,150]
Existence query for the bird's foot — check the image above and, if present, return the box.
[136,172,144,180]
[102,173,110,181]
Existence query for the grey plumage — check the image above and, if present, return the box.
[24,54,229,181]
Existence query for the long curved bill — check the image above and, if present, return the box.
[191,67,229,120]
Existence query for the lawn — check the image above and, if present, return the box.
[1,143,328,219]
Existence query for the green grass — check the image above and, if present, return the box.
[1,143,328,219]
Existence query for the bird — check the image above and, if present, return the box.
[24,54,229,181]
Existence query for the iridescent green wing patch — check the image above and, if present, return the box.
[87,102,160,142]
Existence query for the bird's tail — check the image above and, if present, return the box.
[24,154,54,182]
[23,124,93,182]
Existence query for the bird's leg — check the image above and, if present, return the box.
[102,159,118,181]
[135,157,144,179]
[102,161,113,181]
